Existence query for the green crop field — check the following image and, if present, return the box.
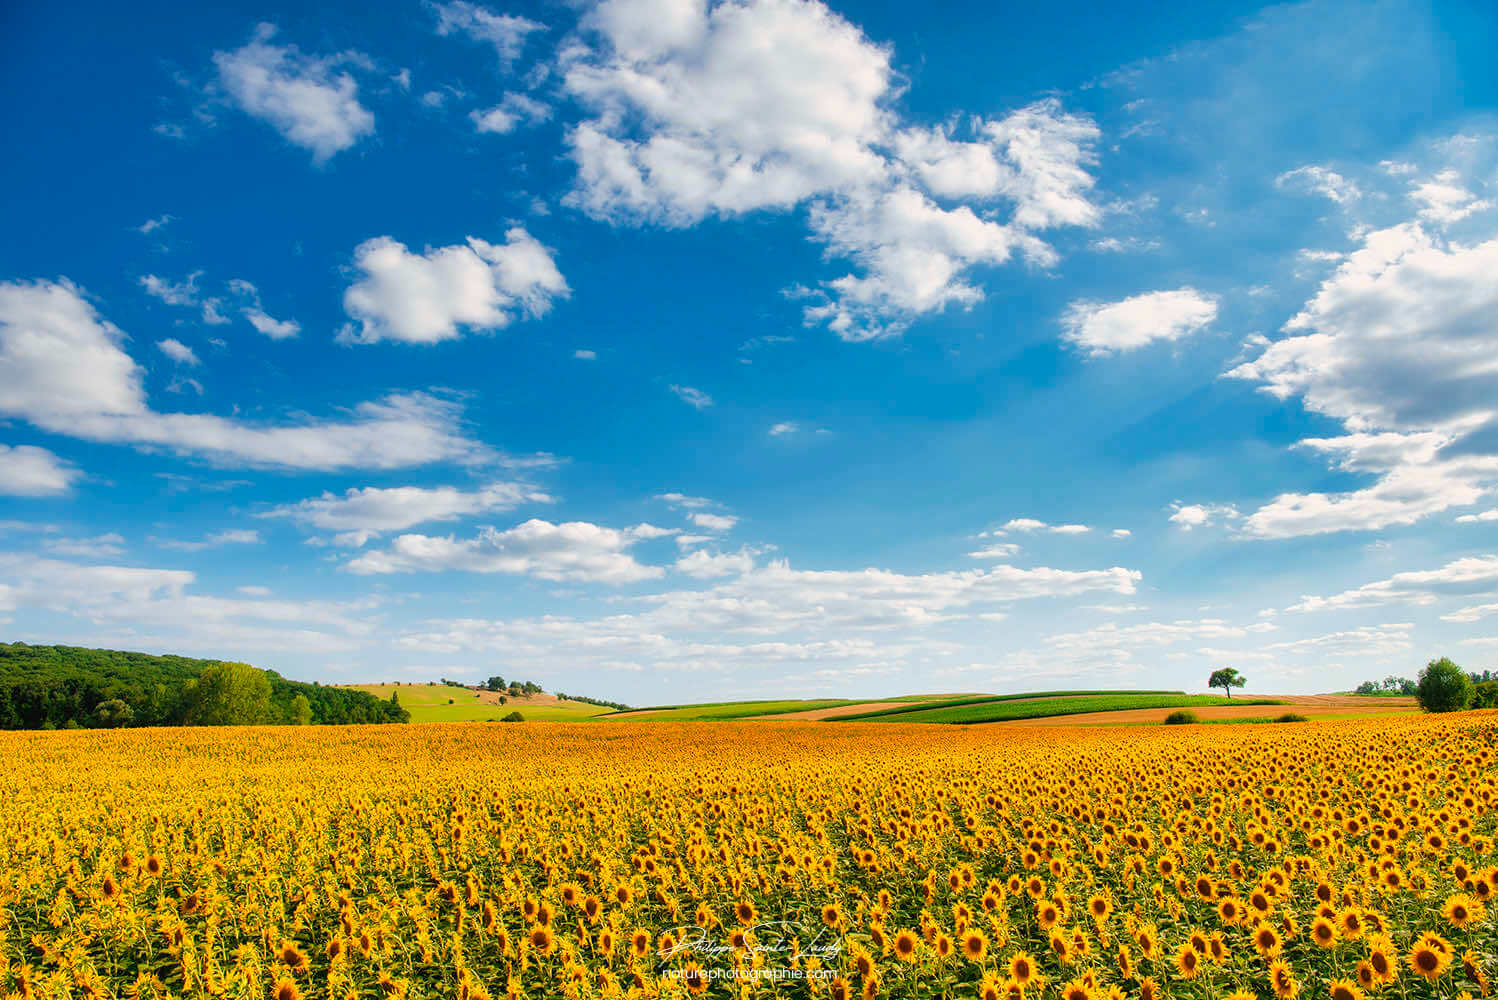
[846,693,1286,724]
[601,698,863,720]
[830,689,1184,721]
[340,684,615,722]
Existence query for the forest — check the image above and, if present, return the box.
[0,643,409,729]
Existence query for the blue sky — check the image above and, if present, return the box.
[2,0,1497,702]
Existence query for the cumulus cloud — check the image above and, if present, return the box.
[214,24,375,163]
[470,92,551,134]
[560,0,1102,338]
[1228,216,1498,537]
[769,421,798,436]
[675,547,755,578]
[430,1,545,67]
[339,230,568,345]
[1288,555,1498,612]
[987,518,1090,535]
[345,518,669,583]
[0,278,498,471]
[689,511,737,533]
[229,279,301,339]
[1061,288,1218,355]
[0,444,80,496]
[1168,501,1240,530]
[156,338,200,366]
[0,554,378,653]
[260,481,554,546]
[1275,164,1361,204]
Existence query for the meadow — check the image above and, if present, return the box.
[341,684,614,723]
[2,714,1494,1000]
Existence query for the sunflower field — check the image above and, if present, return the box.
[1,715,1494,1000]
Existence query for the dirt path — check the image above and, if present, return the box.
[992,696,1416,727]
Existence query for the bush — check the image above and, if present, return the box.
[1274,713,1309,723]
[1416,657,1473,713]
[1164,710,1198,725]
[1472,680,1498,709]
[501,711,525,722]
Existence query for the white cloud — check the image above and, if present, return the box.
[345,518,668,583]
[573,349,598,360]
[967,543,1020,560]
[1168,501,1240,530]
[669,384,713,409]
[689,511,737,533]
[1061,288,1218,355]
[43,533,127,559]
[675,547,755,578]
[470,92,551,134]
[1090,236,1160,254]
[1111,528,1132,538]
[339,230,568,345]
[657,492,717,509]
[214,24,375,163]
[1442,601,1498,623]
[230,279,301,339]
[769,421,798,436]
[1228,215,1498,537]
[431,1,545,67]
[0,445,80,496]
[260,481,553,546]
[138,215,173,234]
[0,279,497,471]
[989,517,1091,535]
[140,272,202,307]
[1457,509,1498,524]
[158,529,263,552]
[156,338,200,366]
[1408,169,1492,224]
[1275,164,1362,204]
[1289,555,1498,612]
[561,0,1101,338]
[0,554,377,653]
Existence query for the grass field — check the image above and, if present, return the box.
[4,713,1494,1000]
[340,683,615,722]
[601,698,864,720]
[850,692,1286,724]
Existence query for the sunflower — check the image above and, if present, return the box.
[1087,894,1113,922]
[273,980,302,1000]
[1311,917,1339,949]
[1269,959,1300,1000]
[1338,908,1365,940]
[1217,896,1244,926]
[1409,933,1452,981]
[1138,977,1159,1000]
[893,930,919,963]
[1061,977,1093,1000]
[1174,942,1201,980]
[1116,946,1133,980]
[1366,936,1397,985]
[1354,963,1376,992]
[528,926,554,957]
[1462,950,1488,995]
[735,900,757,925]
[279,941,310,975]
[829,977,853,1000]
[963,931,989,962]
[1036,901,1061,929]
[935,934,954,960]
[1009,951,1037,985]
[823,903,844,929]
[978,973,1004,1000]
[1442,894,1484,931]
[1328,980,1366,1000]
[1253,922,1283,958]
[681,964,707,995]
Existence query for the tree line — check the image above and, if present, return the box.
[0,643,409,729]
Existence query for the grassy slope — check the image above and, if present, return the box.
[342,684,614,722]
[850,693,1286,724]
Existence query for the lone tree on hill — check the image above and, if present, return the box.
[1209,667,1246,698]
[1416,657,1472,713]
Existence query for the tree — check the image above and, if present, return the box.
[1208,667,1246,699]
[501,711,524,722]
[93,698,135,728]
[1415,657,1473,713]
[181,662,273,726]
[291,694,313,725]
[486,676,506,692]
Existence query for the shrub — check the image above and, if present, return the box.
[1274,713,1309,723]
[1164,710,1198,725]
[501,711,525,722]
[1472,680,1498,709]
[1415,657,1473,713]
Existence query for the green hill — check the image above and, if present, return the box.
[0,643,408,729]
